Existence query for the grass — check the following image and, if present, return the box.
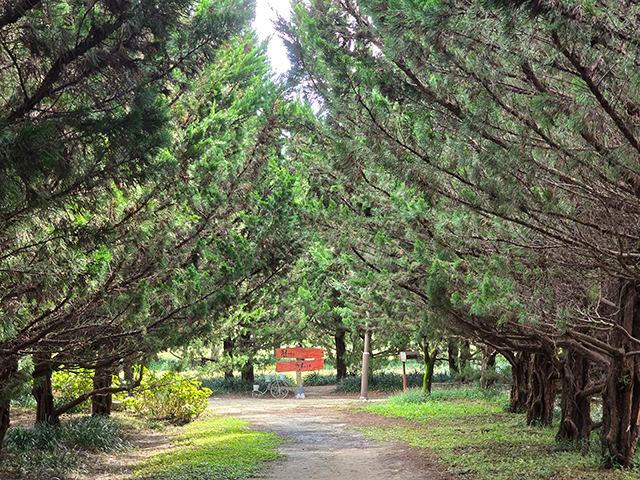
[357,387,640,480]
[133,413,283,480]
[2,415,129,478]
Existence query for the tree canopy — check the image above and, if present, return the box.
[5,0,640,470]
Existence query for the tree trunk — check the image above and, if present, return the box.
[92,366,113,416]
[447,340,460,377]
[526,353,558,426]
[600,282,640,468]
[509,351,531,413]
[422,340,438,395]
[241,361,254,383]
[556,349,592,443]
[459,340,471,382]
[32,355,57,425]
[335,327,348,381]
[0,354,18,453]
[223,338,234,379]
[480,346,497,389]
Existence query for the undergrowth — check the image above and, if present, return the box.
[336,371,453,393]
[358,387,640,480]
[2,415,129,478]
[133,413,283,480]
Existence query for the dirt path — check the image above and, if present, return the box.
[209,386,455,480]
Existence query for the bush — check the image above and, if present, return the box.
[51,368,93,413]
[302,372,337,386]
[336,371,428,393]
[198,376,254,395]
[119,369,211,423]
[3,415,127,478]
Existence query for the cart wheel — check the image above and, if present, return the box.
[270,381,289,399]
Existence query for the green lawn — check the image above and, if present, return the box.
[357,388,640,480]
[133,414,283,480]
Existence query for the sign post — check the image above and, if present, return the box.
[276,347,324,398]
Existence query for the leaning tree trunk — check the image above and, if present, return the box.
[32,355,58,425]
[600,282,640,468]
[509,351,531,413]
[335,327,348,381]
[92,366,113,416]
[0,354,18,453]
[556,349,593,443]
[526,353,558,426]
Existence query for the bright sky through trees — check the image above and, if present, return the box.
[253,0,291,74]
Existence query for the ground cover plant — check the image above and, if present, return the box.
[358,388,640,480]
[1,415,129,478]
[133,413,283,480]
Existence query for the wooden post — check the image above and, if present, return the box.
[360,330,370,401]
[296,364,303,389]
[401,351,407,391]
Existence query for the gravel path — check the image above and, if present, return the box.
[208,386,454,480]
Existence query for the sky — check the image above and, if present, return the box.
[252,0,292,74]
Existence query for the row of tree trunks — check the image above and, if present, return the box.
[30,363,117,425]
[600,283,640,468]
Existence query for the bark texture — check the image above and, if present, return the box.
[0,355,18,452]
[92,366,113,416]
[600,283,640,468]
[32,356,57,424]
[509,351,531,413]
[480,346,497,389]
[422,341,438,395]
[335,328,348,381]
[526,353,558,426]
[556,349,593,443]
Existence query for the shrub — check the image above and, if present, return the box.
[119,369,211,423]
[303,372,337,386]
[336,371,428,393]
[3,415,127,478]
[198,376,254,395]
[51,368,93,413]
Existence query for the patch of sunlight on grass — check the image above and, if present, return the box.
[357,389,640,480]
[134,415,283,480]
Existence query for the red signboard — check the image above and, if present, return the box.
[276,358,325,372]
[275,347,324,359]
